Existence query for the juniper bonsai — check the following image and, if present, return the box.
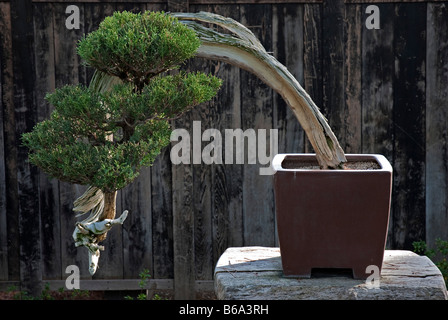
[22,11,221,274]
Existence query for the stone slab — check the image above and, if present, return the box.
[214,247,448,300]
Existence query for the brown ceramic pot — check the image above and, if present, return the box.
[272,153,392,279]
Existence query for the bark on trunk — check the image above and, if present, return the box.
[100,191,117,221]
[97,191,117,242]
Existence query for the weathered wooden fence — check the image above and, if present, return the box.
[0,0,447,298]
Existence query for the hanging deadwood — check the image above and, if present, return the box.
[173,11,346,168]
[72,187,128,275]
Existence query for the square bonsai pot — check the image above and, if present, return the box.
[272,153,392,280]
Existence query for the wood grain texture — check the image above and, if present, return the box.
[361,4,395,248]
[392,3,426,250]
[1,1,20,284]
[188,5,214,281]
[168,0,196,300]
[149,0,174,281]
[0,2,11,282]
[145,2,174,281]
[151,146,174,279]
[322,0,345,146]
[343,4,362,154]
[240,4,276,247]
[203,4,245,266]
[303,3,322,154]
[426,2,448,250]
[272,4,305,155]
[10,0,42,296]
[361,4,394,158]
[171,118,195,299]
[51,2,90,279]
[33,2,61,281]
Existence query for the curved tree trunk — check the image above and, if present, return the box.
[99,191,117,220]
[97,191,117,242]
[173,12,346,168]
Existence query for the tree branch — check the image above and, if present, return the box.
[173,12,346,168]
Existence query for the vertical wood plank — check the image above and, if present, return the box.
[151,146,174,280]
[361,3,395,246]
[121,167,153,279]
[189,4,213,282]
[10,0,42,296]
[0,1,11,281]
[272,3,304,246]
[303,3,322,153]
[361,4,395,157]
[149,3,173,280]
[146,2,175,281]
[240,4,275,247]
[0,57,6,281]
[33,2,61,281]
[171,118,195,299]
[52,2,91,279]
[392,3,426,250]
[272,4,305,155]
[168,0,196,300]
[2,0,20,284]
[192,118,213,281]
[426,2,448,249]
[206,3,244,274]
[322,0,345,146]
[343,4,362,153]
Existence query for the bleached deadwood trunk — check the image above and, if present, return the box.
[173,12,346,168]
[72,187,127,274]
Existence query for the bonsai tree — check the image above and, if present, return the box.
[22,11,221,274]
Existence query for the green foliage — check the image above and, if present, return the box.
[77,10,201,90]
[413,238,448,286]
[124,268,165,300]
[22,104,171,192]
[22,10,222,193]
[4,283,94,300]
[138,268,151,289]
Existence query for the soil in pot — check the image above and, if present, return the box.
[281,158,381,170]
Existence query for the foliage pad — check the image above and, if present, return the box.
[77,11,201,91]
[23,11,222,193]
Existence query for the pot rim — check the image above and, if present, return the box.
[272,153,393,173]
